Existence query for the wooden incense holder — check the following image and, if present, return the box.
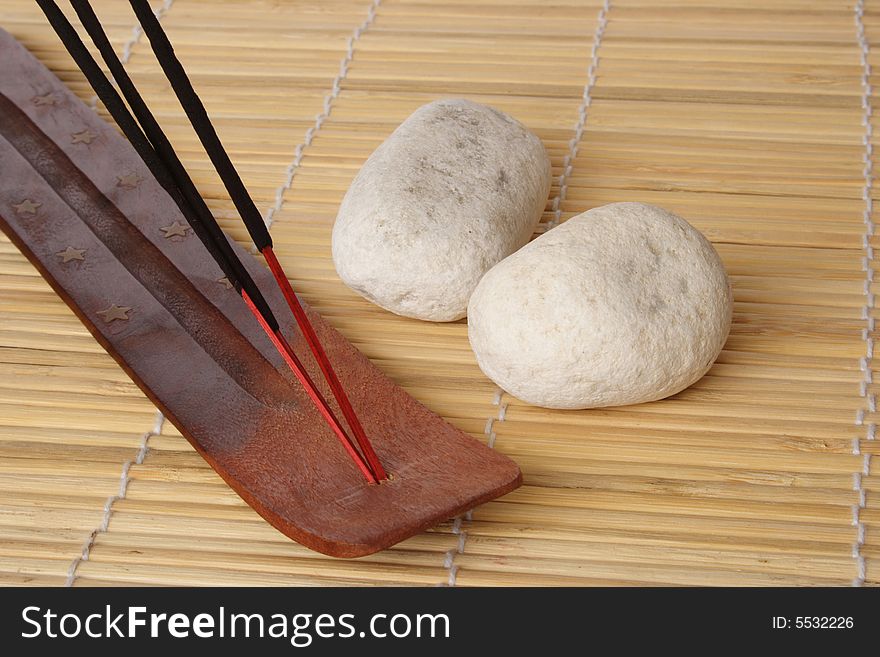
[0,29,521,558]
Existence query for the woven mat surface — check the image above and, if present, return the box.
[1,0,877,586]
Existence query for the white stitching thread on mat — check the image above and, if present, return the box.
[440,391,506,585]
[484,387,508,451]
[87,0,176,110]
[853,0,874,587]
[545,0,610,232]
[441,514,469,586]
[440,0,612,585]
[440,390,504,582]
[260,0,382,234]
[441,1,613,586]
[64,410,165,586]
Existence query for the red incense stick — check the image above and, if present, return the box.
[262,246,387,481]
[242,291,377,484]
[40,0,385,482]
[127,0,388,481]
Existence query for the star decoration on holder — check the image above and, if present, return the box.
[97,304,132,323]
[160,221,189,239]
[217,277,234,290]
[71,129,97,145]
[32,93,58,106]
[56,246,86,263]
[13,199,41,216]
[116,172,141,189]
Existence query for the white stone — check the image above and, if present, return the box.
[332,99,551,321]
[467,202,733,409]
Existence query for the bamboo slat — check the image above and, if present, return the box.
[0,0,876,586]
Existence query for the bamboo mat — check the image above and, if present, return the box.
[0,0,877,586]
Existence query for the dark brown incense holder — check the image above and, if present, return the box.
[0,29,521,557]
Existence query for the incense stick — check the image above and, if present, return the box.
[126,0,272,253]
[56,1,274,325]
[127,0,387,480]
[36,0,379,483]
